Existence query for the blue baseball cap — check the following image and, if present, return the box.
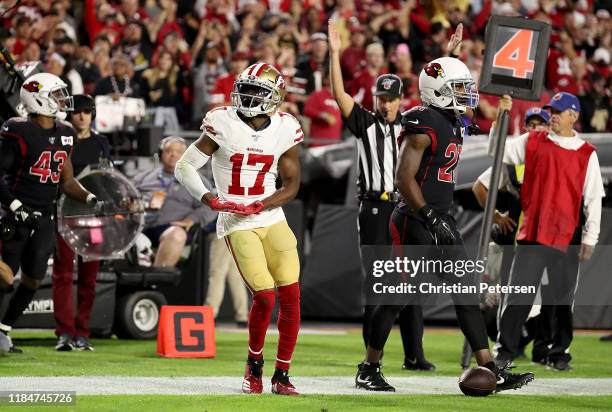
[524,107,550,124]
[544,92,581,113]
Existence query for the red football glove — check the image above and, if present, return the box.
[209,197,246,213]
[234,201,265,216]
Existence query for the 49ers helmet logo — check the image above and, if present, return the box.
[424,62,445,79]
[23,81,42,93]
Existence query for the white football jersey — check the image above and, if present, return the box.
[202,106,304,237]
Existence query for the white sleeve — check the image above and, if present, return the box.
[581,152,605,246]
[488,126,528,165]
[477,166,509,191]
[174,144,211,202]
[501,133,529,165]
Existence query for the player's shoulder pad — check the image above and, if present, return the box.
[278,112,304,145]
[200,106,230,140]
[401,105,436,123]
[1,117,28,134]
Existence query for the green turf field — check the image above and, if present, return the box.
[8,395,612,412]
[1,328,612,411]
[2,328,611,378]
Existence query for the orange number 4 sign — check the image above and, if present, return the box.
[492,29,535,79]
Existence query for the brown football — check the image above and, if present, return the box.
[458,366,497,396]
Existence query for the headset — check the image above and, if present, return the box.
[158,136,187,158]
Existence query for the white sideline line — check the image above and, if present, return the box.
[1,377,612,396]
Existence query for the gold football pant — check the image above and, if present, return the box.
[225,220,300,292]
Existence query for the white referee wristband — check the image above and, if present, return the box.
[174,144,211,202]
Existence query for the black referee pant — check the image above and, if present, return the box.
[497,238,580,362]
[367,209,489,354]
[359,200,426,362]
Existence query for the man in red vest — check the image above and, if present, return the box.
[493,92,605,369]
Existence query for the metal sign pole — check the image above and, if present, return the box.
[460,109,509,369]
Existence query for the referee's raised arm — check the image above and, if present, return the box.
[328,20,354,119]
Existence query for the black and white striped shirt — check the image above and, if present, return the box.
[345,104,402,194]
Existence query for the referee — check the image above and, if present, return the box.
[329,22,434,371]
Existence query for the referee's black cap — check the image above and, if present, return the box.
[373,74,403,98]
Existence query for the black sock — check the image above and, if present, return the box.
[484,361,498,375]
[1,284,36,327]
[272,368,289,381]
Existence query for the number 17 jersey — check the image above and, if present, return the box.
[202,106,304,237]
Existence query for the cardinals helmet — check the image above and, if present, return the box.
[20,72,74,118]
[419,57,478,114]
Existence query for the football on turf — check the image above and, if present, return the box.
[458,366,496,396]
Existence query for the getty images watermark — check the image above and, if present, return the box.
[370,256,536,295]
[362,244,612,306]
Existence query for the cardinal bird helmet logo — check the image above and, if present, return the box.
[424,62,445,79]
[22,81,42,93]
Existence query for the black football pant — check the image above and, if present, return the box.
[0,215,55,327]
[367,209,489,354]
[497,241,579,361]
[359,200,426,362]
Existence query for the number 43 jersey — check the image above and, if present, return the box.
[202,106,304,237]
[0,117,75,214]
[397,106,465,213]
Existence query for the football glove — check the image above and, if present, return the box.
[9,200,41,230]
[233,201,265,216]
[209,197,246,213]
[418,205,457,246]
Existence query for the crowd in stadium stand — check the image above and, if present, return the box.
[1,0,611,139]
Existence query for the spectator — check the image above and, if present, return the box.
[140,49,180,107]
[303,71,342,147]
[53,36,85,95]
[579,71,611,133]
[10,15,33,58]
[340,25,367,93]
[205,231,249,328]
[75,46,102,95]
[192,43,227,123]
[391,43,420,111]
[93,54,139,98]
[209,51,251,109]
[351,42,386,111]
[119,20,153,75]
[132,137,216,267]
[293,32,329,104]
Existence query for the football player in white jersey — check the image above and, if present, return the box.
[175,63,303,396]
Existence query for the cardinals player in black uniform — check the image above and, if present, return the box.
[355,57,534,392]
[0,73,101,353]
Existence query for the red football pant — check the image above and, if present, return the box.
[248,289,276,360]
[275,282,301,370]
[52,235,99,338]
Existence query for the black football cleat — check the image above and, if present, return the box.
[402,358,436,371]
[355,362,395,392]
[600,334,612,342]
[494,362,534,392]
[547,358,572,372]
[2,333,23,354]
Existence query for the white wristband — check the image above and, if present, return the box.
[9,199,22,212]
[174,144,211,202]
